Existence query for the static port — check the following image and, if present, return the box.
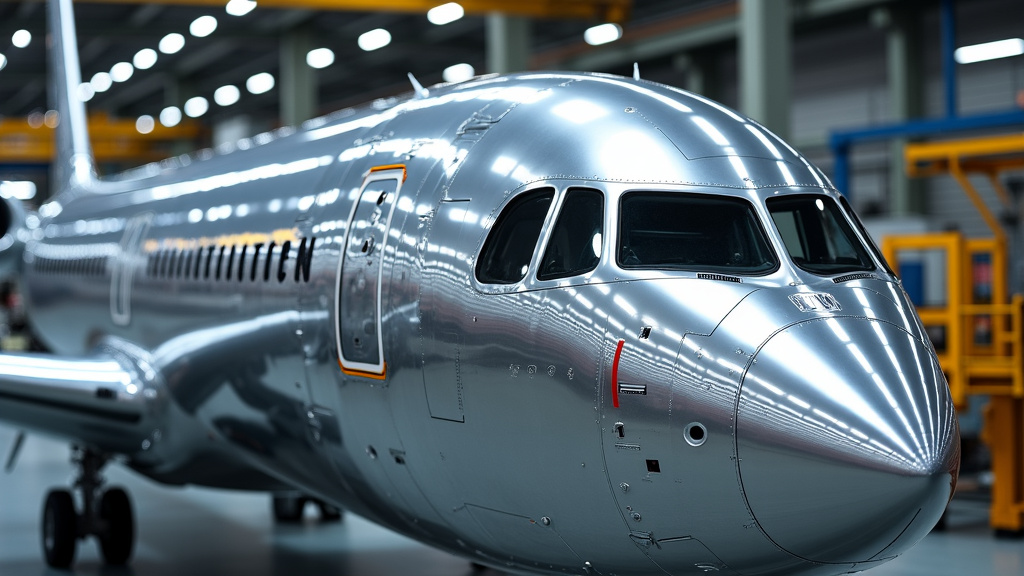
[684,422,707,447]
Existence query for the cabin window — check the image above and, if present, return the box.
[767,195,875,275]
[476,187,555,284]
[618,192,777,275]
[538,188,604,281]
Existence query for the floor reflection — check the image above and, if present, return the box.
[1,425,1019,576]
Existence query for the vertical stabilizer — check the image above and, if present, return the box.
[47,0,96,194]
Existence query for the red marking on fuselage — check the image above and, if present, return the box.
[612,339,625,408]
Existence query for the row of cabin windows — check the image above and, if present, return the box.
[34,256,107,277]
[146,237,317,283]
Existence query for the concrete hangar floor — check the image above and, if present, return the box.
[0,424,1020,576]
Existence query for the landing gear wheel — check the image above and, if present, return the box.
[42,489,78,569]
[98,487,134,565]
[272,495,305,523]
[317,501,343,522]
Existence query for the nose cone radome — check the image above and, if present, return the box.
[736,317,960,565]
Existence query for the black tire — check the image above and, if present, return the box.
[317,500,343,522]
[42,489,78,569]
[98,487,134,565]
[272,495,305,523]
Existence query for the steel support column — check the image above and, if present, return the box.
[739,0,790,140]
[280,26,316,126]
[886,7,924,214]
[487,13,530,74]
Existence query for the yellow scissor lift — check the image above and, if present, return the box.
[882,132,1024,535]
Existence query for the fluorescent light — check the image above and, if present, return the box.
[442,62,475,83]
[358,28,391,52]
[306,47,335,69]
[159,33,185,54]
[136,115,155,134]
[134,48,157,70]
[90,71,113,92]
[12,29,31,49]
[184,96,209,118]
[226,0,257,17]
[214,85,240,106]
[191,15,218,38]
[0,53,6,71]
[76,82,95,102]
[584,23,622,46]
[246,72,275,94]
[955,38,1024,64]
[0,181,37,201]
[428,3,464,25]
[160,106,182,127]
[110,62,134,82]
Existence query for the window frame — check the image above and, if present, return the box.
[536,187,605,282]
[474,186,558,286]
[616,190,779,276]
[766,194,877,277]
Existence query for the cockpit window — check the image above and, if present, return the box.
[767,195,875,275]
[618,192,777,274]
[476,188,555,284]
[839,195,895,276]
[538,188,604,281]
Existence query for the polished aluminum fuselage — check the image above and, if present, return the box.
[16,73,958,575]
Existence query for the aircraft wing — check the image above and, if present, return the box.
[0,348,155,455]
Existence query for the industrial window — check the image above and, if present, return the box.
[476,187,555,284]
[618,192,777,275]
[538,188,604,281]
[767,195,875,275]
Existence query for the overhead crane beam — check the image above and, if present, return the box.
[73,0,633,23]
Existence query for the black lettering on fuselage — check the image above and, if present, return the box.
[205,246,215,279]
[251,243,264,281]
[226,245,236,279]
[264,242,276,281]
[238,245,248,282]
[277,240,291,283]
[294,237,315,282]
[216,246,226,280]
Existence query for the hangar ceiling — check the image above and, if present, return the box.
[0,0,901,131]
[0,0,709,125]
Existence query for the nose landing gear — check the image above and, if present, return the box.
[41,447,134,568]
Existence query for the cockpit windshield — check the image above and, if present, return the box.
[766,195,875,275]
[618,192,778,275]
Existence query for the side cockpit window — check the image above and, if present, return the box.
[839,195,895,276]
[767,195,875,275]
[476,188,555,284]
[618,192,777,275]
[538,188,604,281]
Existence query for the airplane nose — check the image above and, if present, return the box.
[736,317,960,565]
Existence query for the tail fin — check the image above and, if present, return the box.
[47,0,96,194]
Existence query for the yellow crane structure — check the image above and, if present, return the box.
[0,114,203,166]
[883,132,1024,535]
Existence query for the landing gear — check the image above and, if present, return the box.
[271,493,344,523]
[42,490,77,568]
[40,448,135,568]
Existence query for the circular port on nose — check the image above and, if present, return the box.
[684,422,707,446]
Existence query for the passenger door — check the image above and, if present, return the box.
[336,166,405,378]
